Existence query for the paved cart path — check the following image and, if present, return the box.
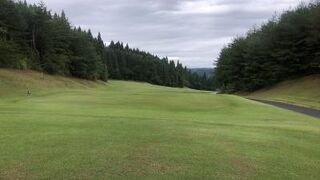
[250,99,320,119]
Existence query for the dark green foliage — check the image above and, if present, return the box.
[105,41,184,87]
[104,41,215,90]
[190,68,213,77]
[0,0,107,81]
[187,71,215,91]
[214,2,320,92]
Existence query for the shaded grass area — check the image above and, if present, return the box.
[0,70,319,179]
[246,75,320,109]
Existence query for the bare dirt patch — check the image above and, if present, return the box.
[0,166,34,180]
[229,156,257,178]
[122,144,182,176]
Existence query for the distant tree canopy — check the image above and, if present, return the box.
[190,68,213,77]
[105,41,215,90]
[214,2,320,93]
[0,0,214,90]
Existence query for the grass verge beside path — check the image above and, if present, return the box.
[245,75,320,109]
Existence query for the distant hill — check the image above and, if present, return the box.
[190,68,213,77]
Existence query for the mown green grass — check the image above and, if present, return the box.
[0,70,319,179]
[246,75,320,109]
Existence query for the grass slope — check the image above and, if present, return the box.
[0,69,319,179]
[246,75,320,109]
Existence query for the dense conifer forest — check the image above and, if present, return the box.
[214,2,320,92]
[105,41,214,89]
[0,0,214,90]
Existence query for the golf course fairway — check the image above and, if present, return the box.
[0,70,319,179]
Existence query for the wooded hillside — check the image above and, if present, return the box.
[0,0,214,90]
[214,2,320,92]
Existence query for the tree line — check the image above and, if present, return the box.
[0,0,214,90]
[0,0,108,80]
[105,41,214,90]
[214,2,320,92]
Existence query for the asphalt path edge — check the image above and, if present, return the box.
[249,98,320,119]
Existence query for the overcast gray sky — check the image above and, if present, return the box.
[27,0,300,68]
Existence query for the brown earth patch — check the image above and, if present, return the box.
[0,166,34,180]
[121,144,182,176]
[229,156,257,178]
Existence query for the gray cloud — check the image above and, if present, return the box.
[27,0,300,67]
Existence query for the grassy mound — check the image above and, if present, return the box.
[246,75,320,109]
[0,69,101,97]
[0,69,319,179]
